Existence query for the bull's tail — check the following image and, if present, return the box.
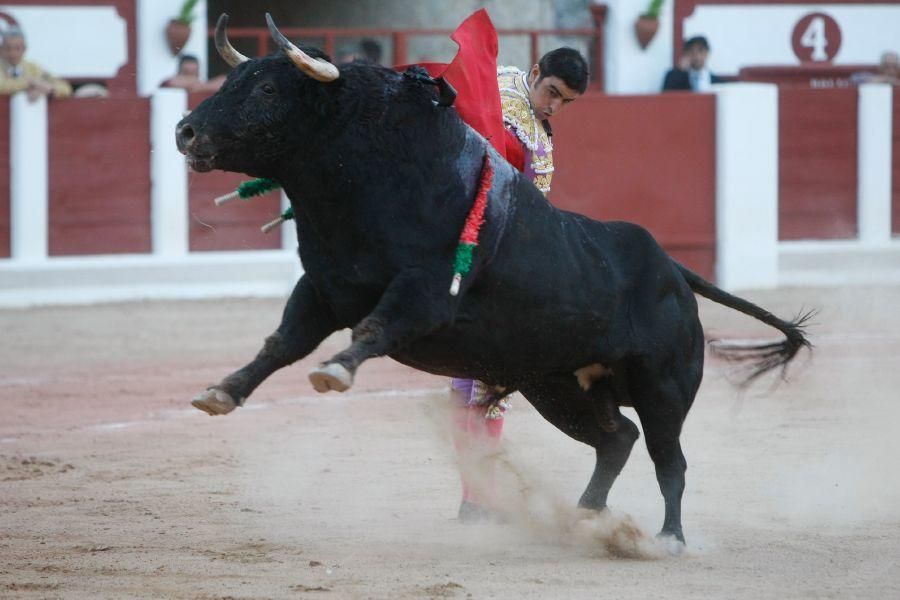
[675,263,814,386]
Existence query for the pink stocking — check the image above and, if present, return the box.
[461,406,504,506]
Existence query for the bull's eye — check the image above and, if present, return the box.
[261,83,276,95]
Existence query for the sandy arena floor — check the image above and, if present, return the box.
[2,285,899,599]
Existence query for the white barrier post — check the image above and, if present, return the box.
[10,93,49,262]
[150,88,189,256]
[714,83,779,291]
[857,83,893,247]
[280,189,295,251]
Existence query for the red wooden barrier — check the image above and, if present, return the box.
[739,64,872,88]
[186,93,282,252]
[551,93,717,280]
[779,88,858,240]
[0,97,9,258]
[13,86,874,269]
[893,92,900,236]
[48,98,152,255]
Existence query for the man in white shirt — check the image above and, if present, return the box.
[851,51,900,86]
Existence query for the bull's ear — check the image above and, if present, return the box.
[215,14,250,68]
[265,13,339,82]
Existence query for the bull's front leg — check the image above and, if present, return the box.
[309,268,452,393]
[192,275,339,415]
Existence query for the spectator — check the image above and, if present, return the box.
[852,51,900,85]
[359,38,383,65]
[335,38,384,65]
[0,26,72,101]
[335,44,362,65]
[662,35,725,92]
[161,54,225,92]
[72,83,109,98]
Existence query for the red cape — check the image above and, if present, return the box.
[397,9,525,171]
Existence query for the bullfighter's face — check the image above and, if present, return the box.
[526,65,580,121]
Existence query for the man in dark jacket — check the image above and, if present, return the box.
[662,36,724,92]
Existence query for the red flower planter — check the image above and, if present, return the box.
[634,15,660,50]
[165,19,192,55]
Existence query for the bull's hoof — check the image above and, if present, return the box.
[656,531,687,555]
[309,363,353,393]
[191,388,238,416]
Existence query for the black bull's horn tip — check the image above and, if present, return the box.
[215,13,250,68]
[264,12,291,51]
[265,12,339,82]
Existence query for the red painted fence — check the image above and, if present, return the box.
[778,87,858,240]
[0,93,716,276]
[552,93,717,279]
[48,98,152,256]
[1,87,889,268]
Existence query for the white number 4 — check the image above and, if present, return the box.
[801,17,828,61]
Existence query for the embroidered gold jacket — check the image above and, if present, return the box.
[497,67,554,194]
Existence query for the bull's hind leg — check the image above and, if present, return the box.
[192,276,339,415]
[629,370,697,544]
[519,376,639,512]
[578,380,639,509]
[310,268,451,393]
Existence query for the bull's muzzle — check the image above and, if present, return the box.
[175,120,215,172]
[175,121,196,152]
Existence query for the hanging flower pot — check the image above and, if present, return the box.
[635,0,664,50]
[634,14,660,50]
[165,19,192,55]
[165,0,199,55]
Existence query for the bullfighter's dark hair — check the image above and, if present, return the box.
[537,47,589,94]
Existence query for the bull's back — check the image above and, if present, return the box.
[475,185,681,323]
[400,184,694,376]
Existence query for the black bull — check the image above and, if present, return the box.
[176,15,812,545]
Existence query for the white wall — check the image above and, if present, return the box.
[686,5,900,74]
[136,0,209,96]
[0,5,127,78]
[598,0,900,94]
[601,0,675,94]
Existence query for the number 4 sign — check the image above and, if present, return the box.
[792,12,842,63]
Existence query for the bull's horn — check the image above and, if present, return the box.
[215,14,250,68]
[265,13,339,82]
